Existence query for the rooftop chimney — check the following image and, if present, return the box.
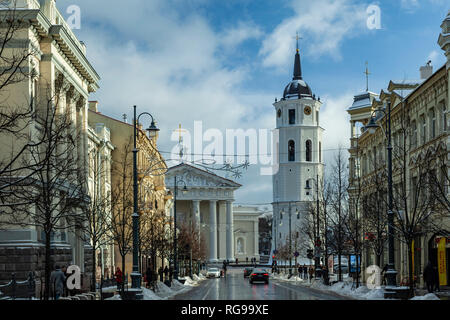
[420,61,433,80]
[88,101,98,113]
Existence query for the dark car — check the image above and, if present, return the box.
[243,267,253,278]
[249,269,269,284]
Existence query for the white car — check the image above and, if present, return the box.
[206,267,221,278]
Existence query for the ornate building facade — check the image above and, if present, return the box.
[165,163,242,263]
[88,104,171,281]
[347,11,450,286]
[0,0,100,290]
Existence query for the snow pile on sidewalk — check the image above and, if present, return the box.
[142,287,163,300]
[171,279,189,292]
[410,293,440,300]
[105,294,122,300]
[182,276,199,287]
[154,281,175,298]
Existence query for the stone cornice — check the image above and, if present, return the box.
[48,25,100,91]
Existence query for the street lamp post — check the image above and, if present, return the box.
[306,174,322,278]
[281,202,299,276]
[365,98,398,296]
[132,105,159,298]
[173,176,188,280]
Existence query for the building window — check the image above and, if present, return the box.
[319,142,322,163]
[431,109,436,139]
[288,140,295,162]
[411,120,417,149]
[306,140,312,162]
[289,109,296,124]
[441,102,447,133]
[421,115,426,144]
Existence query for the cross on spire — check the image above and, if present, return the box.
[295,32,303,53]
[364,61,371,92]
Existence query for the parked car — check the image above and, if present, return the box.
[243,267,253,278]
[206,267,221,278]
[249,268,269,284]
[333,264,349,274]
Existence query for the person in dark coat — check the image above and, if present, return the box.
[50,265,66,300]
[423,262,434,293]
[158,267,163,282]
[303,264,308,279]
[145,268,152,288]
[432,265,440,292]
[381,264,388,286]
[163,266,169,281]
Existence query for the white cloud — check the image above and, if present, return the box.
[56,0,276,204]
[259,0,367,70]
[400,0,420,12]
[220,21,264,52]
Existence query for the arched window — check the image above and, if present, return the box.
[306,140,312,162]
[319,142,322,163]
[288,140,295,162]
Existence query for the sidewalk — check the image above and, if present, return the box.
[271,272,442,300]
[104,274,207,300]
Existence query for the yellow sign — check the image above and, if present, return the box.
[438,238,447,286]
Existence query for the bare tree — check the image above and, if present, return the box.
[110,139,134,294]
[2,77,88,300]
[328,147,350,282]
[0,2,44,206]
[389,98,446,296]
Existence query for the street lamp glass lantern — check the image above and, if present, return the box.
[182,185,188,194]
[146,121,160,138]
[365,117,379,135]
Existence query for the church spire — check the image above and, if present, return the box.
[293,33,303,80]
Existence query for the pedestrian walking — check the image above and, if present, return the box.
[114,267,123,291]
[236,258,239,265]
[145,267,152,288]
[158,267,163,282]
[246,257,249,264]
[164,266,169,281]
[309,266,315,283]
[433,265,440,292]
[303,264,307,279]
[423,262,434,293]
[381,264,388,286]
[50,265,66,300]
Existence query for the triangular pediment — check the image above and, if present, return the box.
[165,163,242,189]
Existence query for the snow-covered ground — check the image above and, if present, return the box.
[271,272,441,300]
[105,274,207,300]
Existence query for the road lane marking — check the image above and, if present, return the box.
[202,279,216,300]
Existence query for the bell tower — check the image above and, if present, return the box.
[272,40,325,259]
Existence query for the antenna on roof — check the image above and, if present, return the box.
[122,114,127,123]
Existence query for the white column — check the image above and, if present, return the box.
[226,201,234,261]
[209,200,218,262]
[192,200,201,230]
[254,220,259,257]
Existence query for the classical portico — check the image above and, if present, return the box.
[165,163,241,263]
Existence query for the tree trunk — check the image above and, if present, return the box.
[91,243,97,292]
[407,239,414,297]
[44,231,51,301]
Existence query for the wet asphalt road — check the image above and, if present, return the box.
[170,267,350,300]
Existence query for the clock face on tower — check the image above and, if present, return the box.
[304,106,312,115]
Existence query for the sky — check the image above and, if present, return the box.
[56,0,449,207]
